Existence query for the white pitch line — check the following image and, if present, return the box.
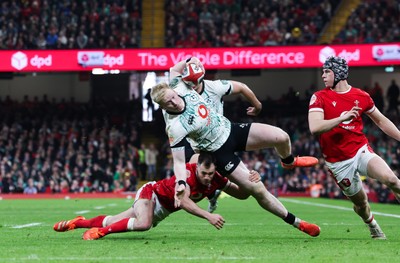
[74,210,91,214]
[11,223,42,229]
[1,256,257,261]
[280,198,400,218]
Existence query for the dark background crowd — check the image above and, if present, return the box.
[1,1,399,50]
[0,0,400,204]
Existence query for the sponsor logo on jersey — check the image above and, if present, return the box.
[198,104,208,118]
[309,94,317,105]
[188,115,194,125]
[225,161,234,171]
[332,101,336,107]
[340,111,354,125]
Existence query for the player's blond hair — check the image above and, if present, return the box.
[150,82,169,105]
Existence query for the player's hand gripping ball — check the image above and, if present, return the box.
[182,62,205,88]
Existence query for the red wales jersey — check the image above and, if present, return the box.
[152,163,228,212]
[309,86,375,162]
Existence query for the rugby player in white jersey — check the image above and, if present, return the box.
[170,57,263,213]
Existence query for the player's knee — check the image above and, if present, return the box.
[276,129,290,144]
[250,182,266,198]
[354,200,369,212]
[134,219,152,231]
[382,174,400,190]
[235,192,250,200]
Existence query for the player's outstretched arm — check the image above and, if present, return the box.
[230,81,262,116]
[172,148,189,208]
[367,107,400,141]
[180,195,225,230]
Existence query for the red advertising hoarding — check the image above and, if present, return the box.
[1,43,399,72]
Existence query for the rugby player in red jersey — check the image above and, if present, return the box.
[309,56,400,239]
[54,152,260,240]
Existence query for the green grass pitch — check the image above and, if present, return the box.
[1,195,399,263]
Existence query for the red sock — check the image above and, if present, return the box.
[364,215,374,224]
[75,215,106,228]
[100,218,130,235]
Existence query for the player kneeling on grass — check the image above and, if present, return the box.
[54,152,260,240]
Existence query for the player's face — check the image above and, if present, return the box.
[321,69,334,88]
[160,89,184,112]
[196,163,216,186]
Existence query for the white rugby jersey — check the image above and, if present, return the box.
[164,77,231,152]
[200,79,233,115]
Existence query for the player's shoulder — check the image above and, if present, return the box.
[204,79,231,87]
[350,86,371,97]
[314,87,330,96]
[311,88,329,101]
[185,163,197,174]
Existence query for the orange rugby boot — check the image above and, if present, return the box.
[298,221,321,237]
[281,156,318,169]
[82,228,106,240]
[53,216,85,232]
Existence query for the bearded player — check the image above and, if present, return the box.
[53,152,261,240]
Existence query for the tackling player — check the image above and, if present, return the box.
[54,152,260,240]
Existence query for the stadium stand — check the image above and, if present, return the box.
[0,0,399,204]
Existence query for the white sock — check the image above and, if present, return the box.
[102,216,112,227]
[127,218,135,231]
[364,214,377,227]
[293,217,301,228]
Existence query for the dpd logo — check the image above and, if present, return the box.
[11,51,28,70]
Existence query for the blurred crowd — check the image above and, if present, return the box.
[0,0,142,50]
[165,0,337,47]
[333,0,400,44]
[0,95,144,194]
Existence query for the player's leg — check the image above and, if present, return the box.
[228,162,320,237]
[245,123,318,168]
[347,188,386,239]
[82,199,155,240]
[53,208,137,232]
[367,156,400,202]
[82,183,156,240]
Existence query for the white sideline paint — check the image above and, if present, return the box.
[280,198,400,218]
[11,223,42,229]
[2,256,257,261]
[74,210,90,214]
